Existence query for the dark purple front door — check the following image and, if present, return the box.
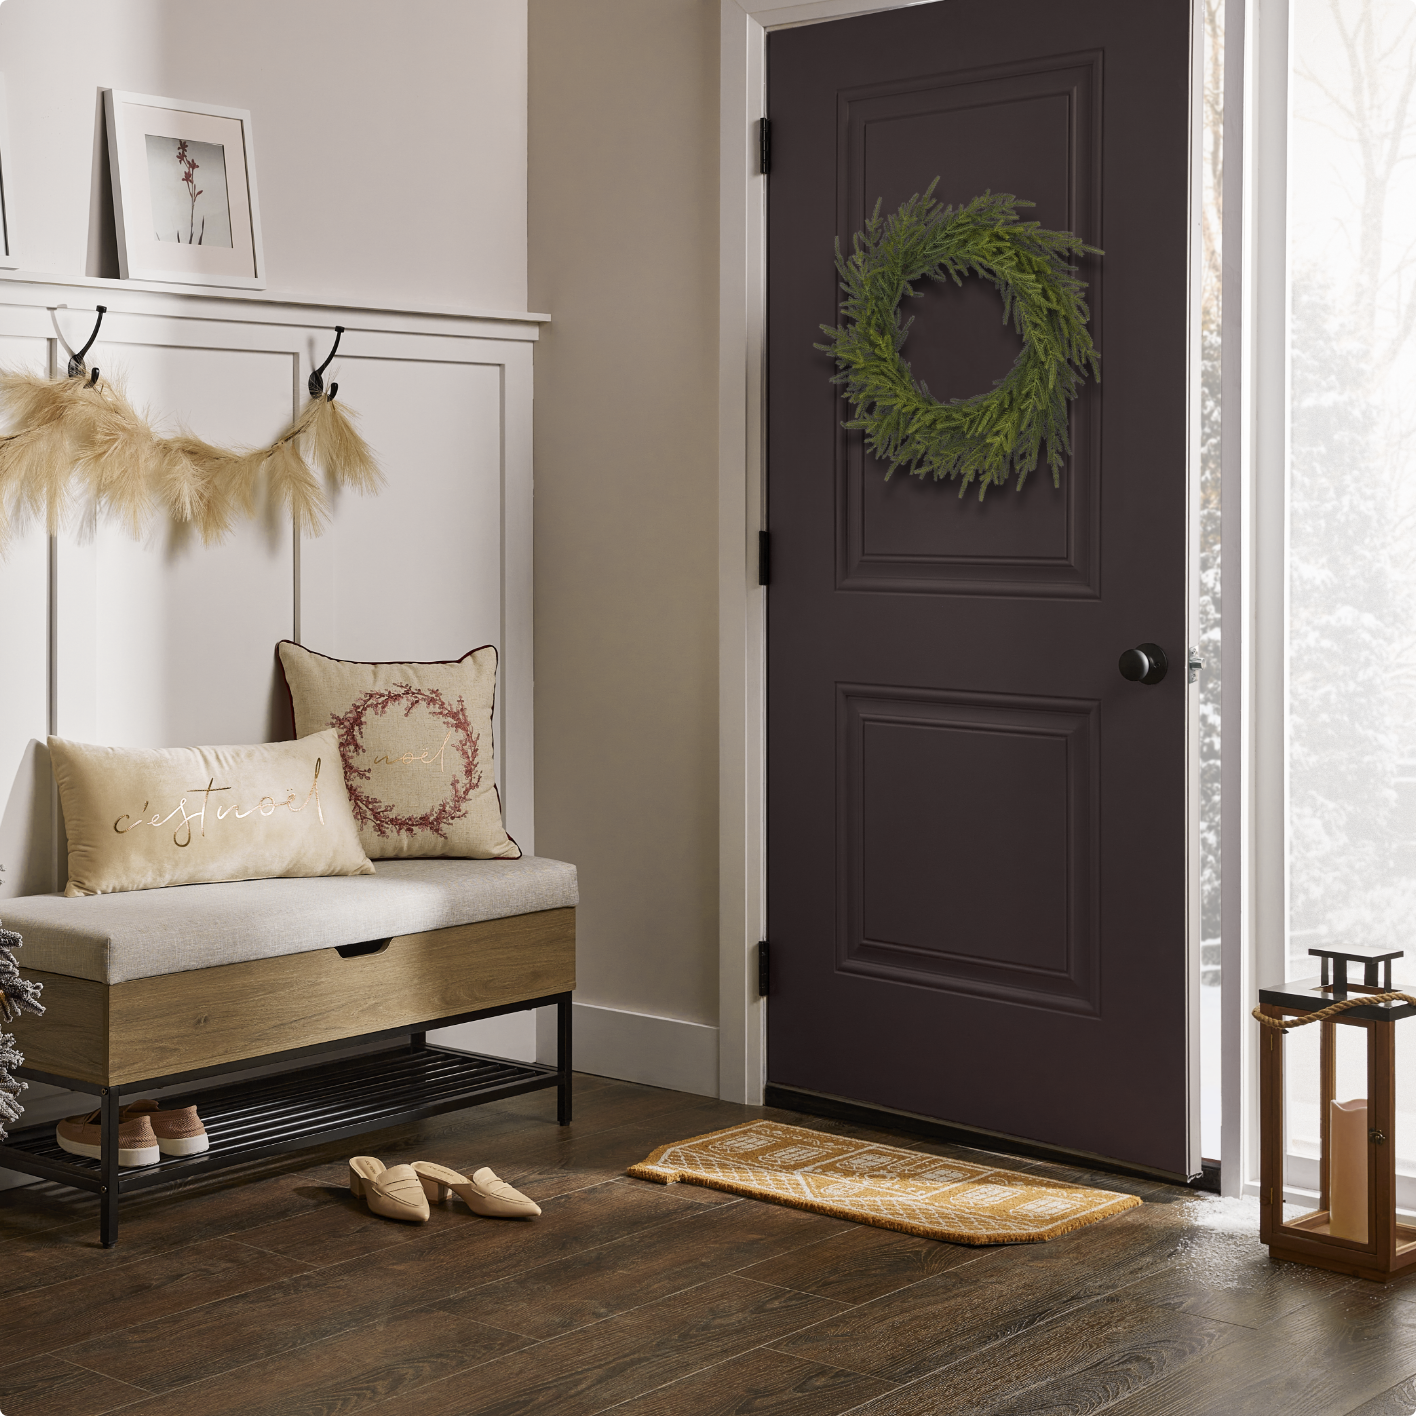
[766,0,1195,1178]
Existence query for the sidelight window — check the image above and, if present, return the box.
[1284,0,1416,1197]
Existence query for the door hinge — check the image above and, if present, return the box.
[759,117,771,175]
[758,530,771,586]
[758,940,770,996]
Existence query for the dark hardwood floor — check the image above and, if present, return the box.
[1,1074,1413,1416]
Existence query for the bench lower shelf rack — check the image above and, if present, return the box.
[0,992,573,1247]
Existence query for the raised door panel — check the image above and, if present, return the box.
[839,686,1098,1013]
[836,56,1101,597]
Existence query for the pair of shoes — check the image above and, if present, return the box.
[55,1100,209,1168]
[347,1156,541,1223]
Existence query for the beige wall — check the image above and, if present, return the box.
[529,0,720,1029]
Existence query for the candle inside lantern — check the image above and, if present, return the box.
[1329,1098,1368,1242]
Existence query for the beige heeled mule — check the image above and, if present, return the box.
[413,1161,541,1218]
[348,1156,431,1223]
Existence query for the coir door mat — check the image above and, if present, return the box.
[628,1119,1141,1244]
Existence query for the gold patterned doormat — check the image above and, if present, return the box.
[628,1120,1141,1244]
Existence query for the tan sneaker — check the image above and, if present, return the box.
[348,1156,431,1222]
[413,1161,541,1218]
[56,1111,160,1167]
[122,1100,209,1156]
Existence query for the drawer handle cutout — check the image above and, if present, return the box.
[336,938,392,959]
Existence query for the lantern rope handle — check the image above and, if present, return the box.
[1252,992,1416,1031]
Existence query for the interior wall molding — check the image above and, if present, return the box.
[0,270,550,336]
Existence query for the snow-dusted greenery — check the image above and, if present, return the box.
[0,923,44,1140]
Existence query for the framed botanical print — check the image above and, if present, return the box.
[0,75,16,269]
[103,90,265,288]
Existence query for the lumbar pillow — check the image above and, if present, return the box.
[49,730,375,898]
[276,641,521,861]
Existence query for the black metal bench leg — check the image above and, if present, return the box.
[557,995,573,1126]
[100,1087,120,1248]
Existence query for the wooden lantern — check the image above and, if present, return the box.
[1258,944,1416,1283]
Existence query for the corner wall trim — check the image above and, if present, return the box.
[564,1002,719,1098]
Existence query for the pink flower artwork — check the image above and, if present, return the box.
[175,140,205,245]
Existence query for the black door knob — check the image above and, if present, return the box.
[1118,643,1168,685]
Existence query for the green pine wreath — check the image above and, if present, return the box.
[817,184,1100,498]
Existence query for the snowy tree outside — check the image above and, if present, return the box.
[1286,0,1416,1179]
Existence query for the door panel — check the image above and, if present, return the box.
[843,687,1096,1003]
[839,53,1100,596]
[766,0,1194,1177]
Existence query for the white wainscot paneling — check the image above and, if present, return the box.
[300,357,504,666]
[60,343,297,750]
[0,335,54,898]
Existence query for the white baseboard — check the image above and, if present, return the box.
[538,1002,719,1097]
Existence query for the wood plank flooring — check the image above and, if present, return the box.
[1,1075,1413,1416]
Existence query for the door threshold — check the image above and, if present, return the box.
[764,1083,1205,1189]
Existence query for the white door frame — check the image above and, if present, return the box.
[717,0,1209,1160]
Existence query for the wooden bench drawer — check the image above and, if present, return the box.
[8,907,575,1086]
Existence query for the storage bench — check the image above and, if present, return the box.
[0,857,577,1246]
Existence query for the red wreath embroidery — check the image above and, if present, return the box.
[328,684,482,839]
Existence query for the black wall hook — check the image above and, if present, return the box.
[308,325,344,398]
[67,305,107,379]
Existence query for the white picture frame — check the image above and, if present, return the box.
[103,89,265,289]
[0,75,16,269]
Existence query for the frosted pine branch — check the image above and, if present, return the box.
[0,923,44,1140]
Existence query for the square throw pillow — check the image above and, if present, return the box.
[276,641,521,861]
[49,730,375,897]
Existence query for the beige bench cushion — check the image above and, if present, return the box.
[0,857,578,985]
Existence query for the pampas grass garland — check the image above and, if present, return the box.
[73,381,153,537]
[0,368,382,551]
[265,438,327,538]
[308,397,381,494]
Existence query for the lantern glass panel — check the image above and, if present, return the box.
[1282,1019,1372,1245]
[1325,1024,1372,1247]
[1283,1020,1322,1220]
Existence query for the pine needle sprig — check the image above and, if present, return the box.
[816,184,1101,498]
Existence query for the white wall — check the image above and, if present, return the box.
[528,0,722,1094]
[0,0,528,313]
